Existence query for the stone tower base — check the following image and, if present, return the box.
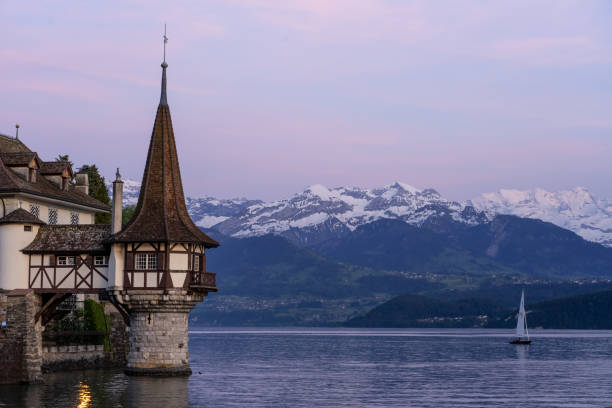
[112,289,204,377]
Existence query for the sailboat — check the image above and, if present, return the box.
[509,289,531,345]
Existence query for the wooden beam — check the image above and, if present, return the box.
[34,293,71,325]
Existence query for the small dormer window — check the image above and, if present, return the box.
[62,177,69,191]
[48,208,58,225]
[29,168,37,183]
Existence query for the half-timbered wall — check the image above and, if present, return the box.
[27,253,109,292]
[121,242,206,290]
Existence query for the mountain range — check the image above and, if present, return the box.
[191,218,612,326]
[111,179,612,247]
[346,290,612,329]
[107,179,612,326]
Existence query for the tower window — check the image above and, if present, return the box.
[135,253,157,270]
[48,208,58,225]
[24,225,32,232]
[193,255,200,271]
[70,212,80,225]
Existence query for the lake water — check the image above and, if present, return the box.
[2,328,612,407]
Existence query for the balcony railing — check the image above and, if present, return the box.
[189,271,217,290]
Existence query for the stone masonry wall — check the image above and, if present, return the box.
[0,290,43,384]
[114,289,205,376]
[129,311,190,371]
[0,293,7,323]
[104,301,129,366]
[42,345,106,372]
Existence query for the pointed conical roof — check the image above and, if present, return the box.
[113,62,218,247]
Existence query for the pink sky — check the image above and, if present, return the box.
[2,1,612,201]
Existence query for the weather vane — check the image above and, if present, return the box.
[163,24,168,64]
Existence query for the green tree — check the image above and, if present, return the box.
[122,204,136,225]
[78,164,111,224]
[83,299,110,351]
[55,154,74,180]
[55,154,73,168]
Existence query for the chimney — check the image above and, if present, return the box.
[74,173,89,195]
[112,168,123,234]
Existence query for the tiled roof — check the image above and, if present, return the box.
[112,65,219,248]
[0,135,107,211]
[0,156,110,212]
[0,134,31,153]
[40,161,71,175]
[0,152,40,167]
[0,208,45,225]
[22,224,111,253]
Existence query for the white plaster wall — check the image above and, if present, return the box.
[170,272,187,288]
[135,244,156,252]
[145,272,159,288]
[92,266,109,289]
[2,197,19,214]
[132,273,144,288]
[2,196,96,225]
[43,254,53,266]
[169,253,188,271]
[107,243,124,289]
[0,224,40,290]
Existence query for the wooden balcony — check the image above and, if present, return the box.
[189,271,217,292]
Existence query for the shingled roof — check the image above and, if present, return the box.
[22,224,111,253]
[0,152,41,167]
[0,134,31,153]
[0,208,45,225]
[0,154,109,212]
[40,161,72,175]
[112,63,218,247]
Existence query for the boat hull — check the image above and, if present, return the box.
[509,339,531,345]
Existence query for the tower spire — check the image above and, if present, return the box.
[160,24,169,106]
[112,29,218,249]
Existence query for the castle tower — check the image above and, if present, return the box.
[107,41,219,376]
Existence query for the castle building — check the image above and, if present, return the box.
[0,44,219,379]
[0,134,111,291]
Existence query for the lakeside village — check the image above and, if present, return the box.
[0,56,219,383]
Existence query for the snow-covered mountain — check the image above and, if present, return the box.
[107,178,262,228]
[186,197,263,228]
[118,179,141,205]
[469,187,612,247]
[107,179,612,247]
[213,182,486,244]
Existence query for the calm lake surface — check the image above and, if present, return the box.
[2,328,612,407]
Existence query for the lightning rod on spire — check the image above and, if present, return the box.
[163,24,168,64]
[160,24,169,106]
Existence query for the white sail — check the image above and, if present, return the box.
[516,290,526,338]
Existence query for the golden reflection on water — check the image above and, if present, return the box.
[77,382,91,408]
